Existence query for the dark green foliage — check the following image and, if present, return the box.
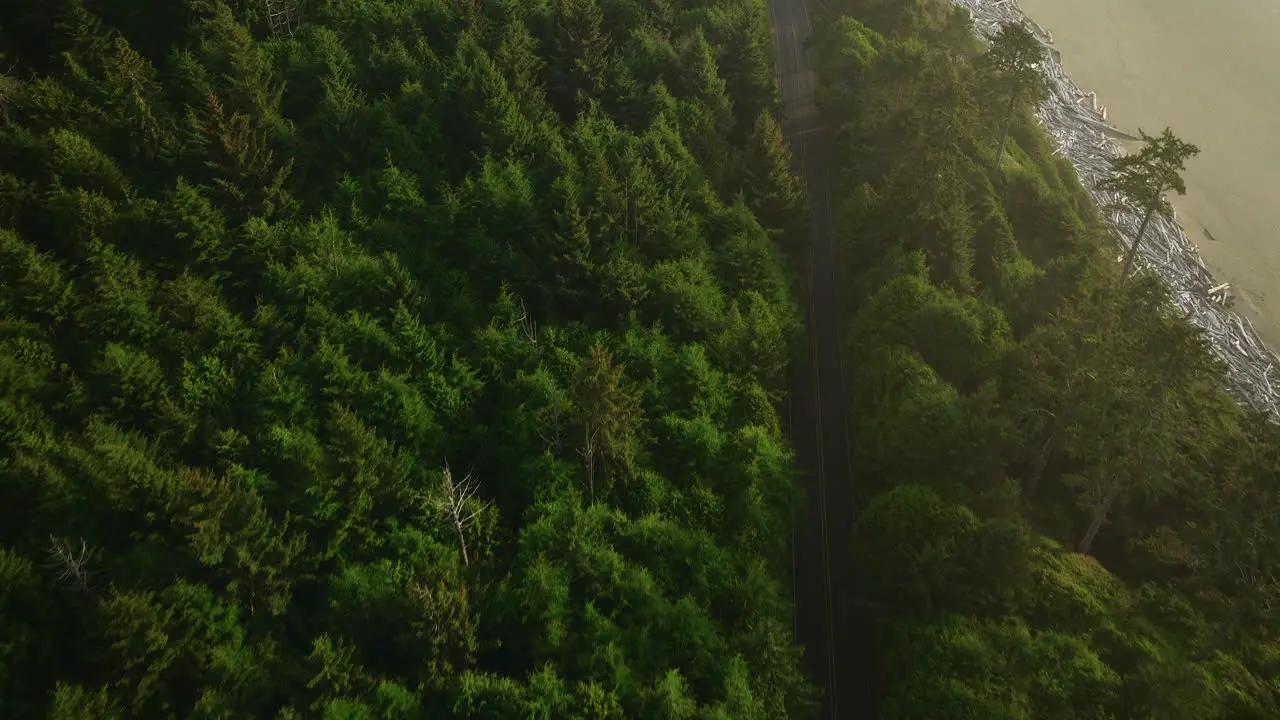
[815,0,1280,715]
[980,21,1048,171]
[0,0,814,715]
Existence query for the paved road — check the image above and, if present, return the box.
[767,0,868,717]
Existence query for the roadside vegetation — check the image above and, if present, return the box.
[0,0,818,716]
[814,0,1280,716]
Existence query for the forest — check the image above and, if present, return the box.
[0,0,820,716]
[7,0,1280,716]
[814,0,1280,716]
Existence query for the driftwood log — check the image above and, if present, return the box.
[953,0,1280,419]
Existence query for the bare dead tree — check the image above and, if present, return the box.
[47,536,96,593]
[579,424,599,503]
[265,0,300,39]
[514,296,538,345]
[421,463,490,566]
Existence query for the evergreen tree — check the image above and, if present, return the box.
[981,21,1048,171]
[1099,127,1200,280]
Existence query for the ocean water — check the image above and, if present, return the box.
[1017,0,1280,349]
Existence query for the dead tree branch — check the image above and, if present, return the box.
[46,536,96,593]
[422,463,490,566]
[265,0,300,39]
[514,296,538,345]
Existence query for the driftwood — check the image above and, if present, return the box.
[954,0,1280,419]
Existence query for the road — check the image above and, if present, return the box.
[767,0,867,717]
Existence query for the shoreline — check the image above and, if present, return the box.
[951,0,1280,418]
[1016,0,1280,355]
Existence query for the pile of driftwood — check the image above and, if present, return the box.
[953,0,1280,418]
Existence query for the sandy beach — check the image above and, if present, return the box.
[1017,0,1280,349]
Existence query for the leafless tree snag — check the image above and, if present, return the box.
[47,536,95,593]
[265,0,300,39]
[423,463,489,566]
[516,297,538,345]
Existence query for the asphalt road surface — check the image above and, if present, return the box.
[767,0,870,717]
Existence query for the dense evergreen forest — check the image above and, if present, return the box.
[815,0,1280,716]
[0,0,820,716]
[9,0,1280,715]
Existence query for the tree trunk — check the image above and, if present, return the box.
[454,520,470,566]
[1078,478,1122,555]
[992,89,1019,172]
[580,424,598,504]
[1025,429,1055,499]
[1120,205,1157,280]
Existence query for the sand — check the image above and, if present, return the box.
[1016,0,1280,350]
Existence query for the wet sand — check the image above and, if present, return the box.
[1018,0,1280,349]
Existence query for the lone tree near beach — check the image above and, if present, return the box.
[983,21,1048,171]
[1101,127,1200,279]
